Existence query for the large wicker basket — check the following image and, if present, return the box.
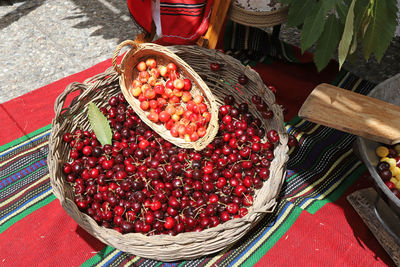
[112,40,219,151]
[48,45,289,261]
[228,2,289,27]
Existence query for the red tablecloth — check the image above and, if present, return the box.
[0,50,394,266]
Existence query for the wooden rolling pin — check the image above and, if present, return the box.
[298,83,400,145]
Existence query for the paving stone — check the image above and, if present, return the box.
[0,0,139,103]
[0,10,80,103]
[28,0,137,65]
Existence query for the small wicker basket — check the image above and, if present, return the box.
[48,45,288,261]
[112,40,219,151]
[228,2,288,28]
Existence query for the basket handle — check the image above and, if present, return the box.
[54,82,88,120]
[112,40,138,75]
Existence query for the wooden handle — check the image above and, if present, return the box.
[298,83,400,145]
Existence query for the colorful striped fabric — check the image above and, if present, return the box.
[0,68,376,266]
[0,125,54,234]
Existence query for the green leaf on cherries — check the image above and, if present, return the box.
[88,102,112,146]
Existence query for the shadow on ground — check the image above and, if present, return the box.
[0,0,45,31]
[67,0,139,43]
[1,0,139,43]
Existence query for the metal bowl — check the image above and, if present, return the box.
[357,73,400,242]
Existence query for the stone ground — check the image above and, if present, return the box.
[1,0,400,103]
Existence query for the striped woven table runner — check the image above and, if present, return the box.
[0,69,375,266]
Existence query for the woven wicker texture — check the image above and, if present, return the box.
[112,40,219,151]
[48,45,288,261]
[228,2,288,27]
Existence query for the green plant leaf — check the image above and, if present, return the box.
[300,0,331,52]
[314,14,342,71]
[324,0,340,11]
[349,30,358,55]
[360,11,370,36]
[338,0,356,69]
[362,0,398,62]
[353,0,370,35]
[88,102,112,146]
[286,0,315,27]
[349,0,370,55]
[346,46,359,64]
[336,0,350,24]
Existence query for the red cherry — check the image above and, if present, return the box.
[220,211,230,222]
[268,85,277,94]
[251,95,261,104]
[139,139,150,150]
[227,203,239,214]
[262,110,274,120]
[63,132,73,143]
[150,200,162,211]
[165,80,174,90]
[210,63,221,71]
[380,169,392,181]
[216,177,227,189]
[259,168,270,180]
[395,156,400,167]
[267,130,279,143]
[82,146,92,156]
[242,195,253,206]
[288,135,298,147]
[385,181,396,190]
[222,115,232,124]
[234,185,246,197]
[164,217,176,230]
[224,95,235,106]
[239,207,248,217]
[209,194,219,203]
[167,63,177,72]
[238,75,248,85]
[183,79,192,90]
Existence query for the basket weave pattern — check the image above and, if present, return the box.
[48,45,288,261]
[228,2,288,27]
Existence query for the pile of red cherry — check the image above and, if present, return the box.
[62,92,296,235]
[129,59,211,142]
